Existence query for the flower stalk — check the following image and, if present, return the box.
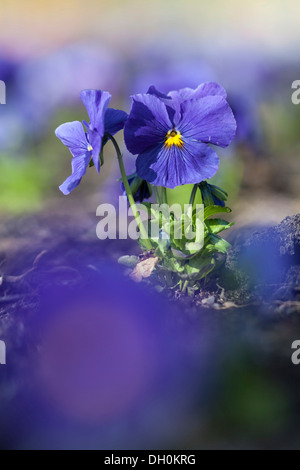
[153,186,162,205]
[107,134,152,250]
[161,187,168,205]
[189,184,199,207]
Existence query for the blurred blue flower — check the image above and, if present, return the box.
[8,255,213,449]
[206,51,277,150]
[0,107,27,153]
[131,59,217,97]
[130,34,216,93]
[0,56,19,84]
[14,43,125,135]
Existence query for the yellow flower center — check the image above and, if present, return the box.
[165,129,183,149]
[87,144,93,152]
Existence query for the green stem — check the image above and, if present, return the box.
[161,187,168,205]
[189,184,199,207]
[198,186,203,205]
[182,280,189,293]
[153,186,162,205]
[100,147,104,167]
[107,134,152,250]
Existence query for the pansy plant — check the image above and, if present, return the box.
[56,83,237,294]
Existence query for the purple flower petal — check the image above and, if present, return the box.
[147,86,171,100]
[59,152,91,195]
[146,86,181,125]
[55,121,89,158]
[136,141,219,189]
[179,96,236,148]
[80,90,112,172]
[80,89,111,134]
[124,93,172,155]
[147,83,227,127]
[105,108,128,135]
[169,82,227,102]
[87,127,102,173]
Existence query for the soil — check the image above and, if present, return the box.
[1,212,300,449]
[199,214,300,315]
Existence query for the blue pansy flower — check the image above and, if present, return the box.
[55,90,127,195]
[124,83,236,189]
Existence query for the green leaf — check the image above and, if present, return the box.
[171,247,196,260]
[199,182,215,206]
[208,184,228,200]
[204,205,232,220]
[178,258,216,281]
[185,242,203,253]
[156,256,185,274]
[204,234,231,255]
[205,219,234,235]
[152,236,170,256]
[138,237,153,251]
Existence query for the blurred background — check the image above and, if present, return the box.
[1,0,300,450]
